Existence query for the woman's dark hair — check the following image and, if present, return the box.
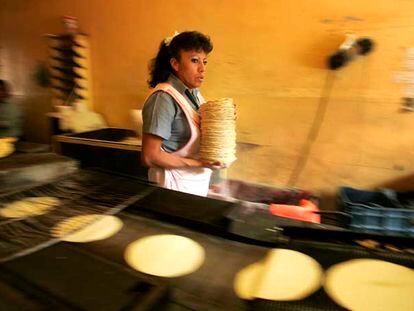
[148,31,213,88]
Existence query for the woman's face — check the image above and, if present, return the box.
[171,50,208,89]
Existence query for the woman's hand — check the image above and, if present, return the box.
[142,134,227,170]
[182,157,204,167]
[183,158,226,170]
[142,134,202,169]
[201,160,227,170]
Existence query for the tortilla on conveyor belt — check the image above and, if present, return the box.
[234,249,323,301]
[0,197,60,218]
[324,258,414,311]
[234,262,264,300]
[51,214,123,243]
[124,234,205,278]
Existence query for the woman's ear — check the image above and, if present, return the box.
[170,57,179,72]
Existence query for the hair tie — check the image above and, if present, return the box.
[164,31,180,46]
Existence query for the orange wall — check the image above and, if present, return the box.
[2,0,414,195]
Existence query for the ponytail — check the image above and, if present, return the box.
[147,41,172,88]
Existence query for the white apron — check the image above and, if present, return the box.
[147,83,212,197]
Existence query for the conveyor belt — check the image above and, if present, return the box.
[77,212,414,311]
[1,169,413,310]
[0,242,168,310]
[2,208,413,310]
[0,170,155,262]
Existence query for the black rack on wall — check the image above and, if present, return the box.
[46,33,93,108]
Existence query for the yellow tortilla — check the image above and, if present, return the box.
[0,137,17,143]
[124,234,205,278]
[0,137,16,158]
[52,214,123,243]
[0,142,14,158]
[234,262,265,300]
[234,249,323,301]
[0,197,60,218]
[324,259,414,311]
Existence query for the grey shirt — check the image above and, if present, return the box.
[0,100,23,138]
[142,74,201,152]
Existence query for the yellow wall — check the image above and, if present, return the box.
[2,0,414,195]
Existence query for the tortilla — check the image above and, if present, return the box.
[0,137,17,143]
[0,197,60,218]
[0,137,16,158]
[234,262,265,300]
[124,234,205,278]
[234,249,323,301]
[324,259,414,311]
[0,141,14,158]
[52,214,123,243]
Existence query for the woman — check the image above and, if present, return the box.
[141,31,222,197]
[0,80,22,139]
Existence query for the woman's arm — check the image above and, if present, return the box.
[141,133,203,169]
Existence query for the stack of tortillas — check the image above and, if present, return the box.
[234,249,323,301]
[199,98,236,165]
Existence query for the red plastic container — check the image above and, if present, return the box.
[269,199,321,224]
